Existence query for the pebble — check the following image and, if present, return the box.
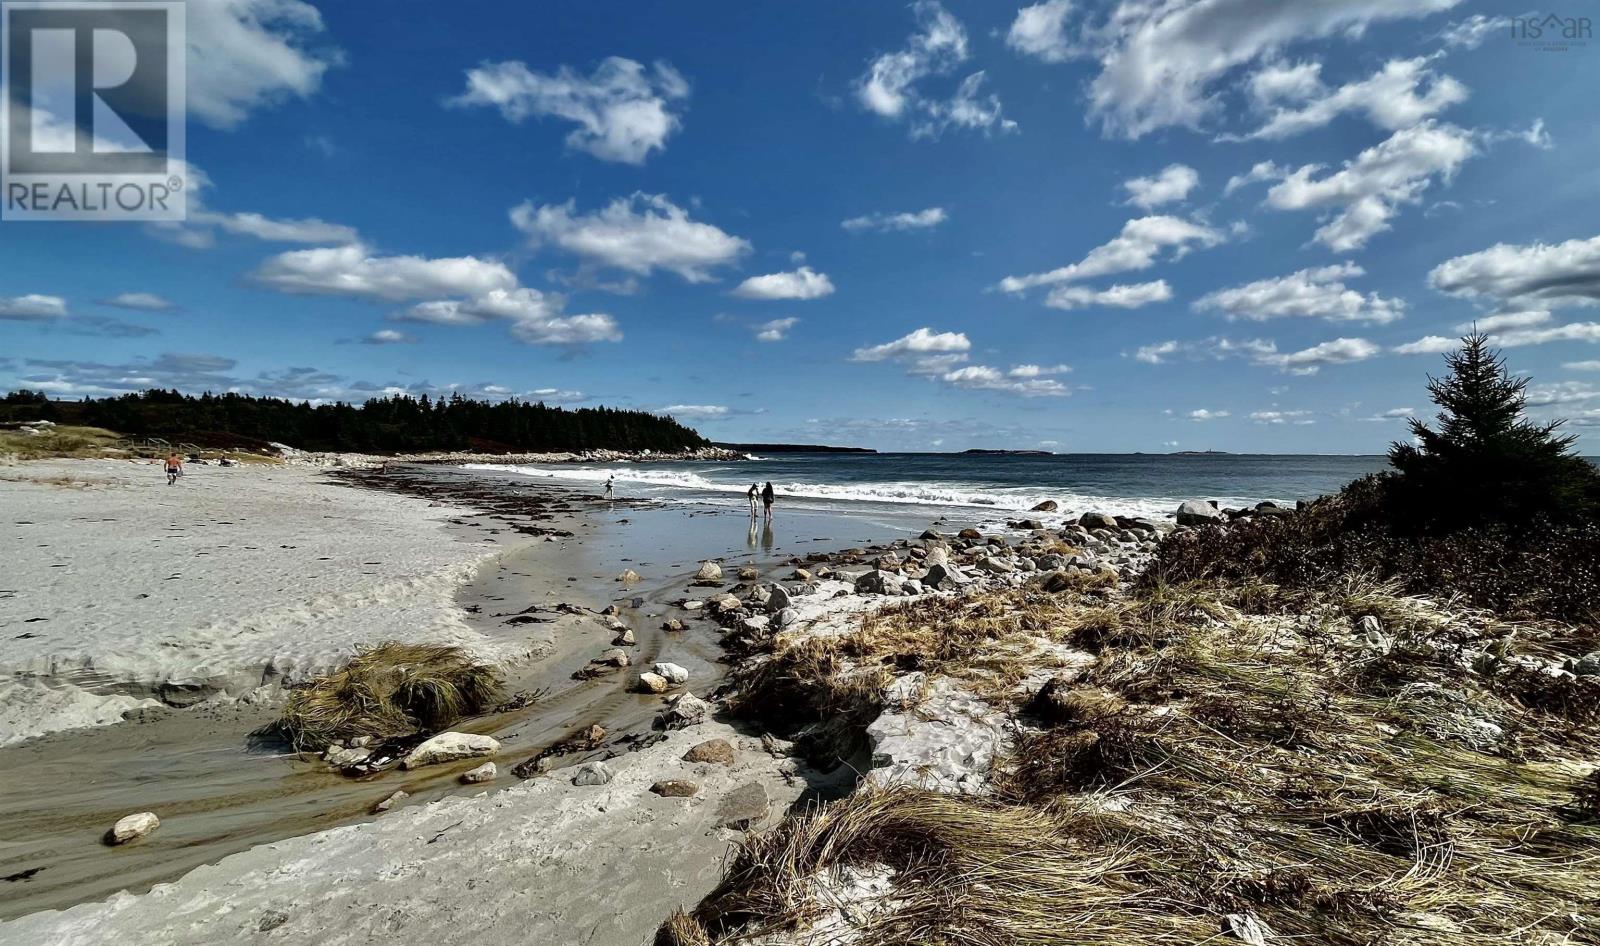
[650,779,699,797]
[459,762,497,784]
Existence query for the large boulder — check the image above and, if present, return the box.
[694,560,723,582]
[1079,511,1118,530]
[766,584,793,612]
[855,570,905,596]
[1030,500,1059,512]
[636,672,669,694]
[401,731,500,769]
[105,812,160,845]
[923,562,971,589]
[1175,500,1223,526]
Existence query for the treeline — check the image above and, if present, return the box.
[0,389,710,454]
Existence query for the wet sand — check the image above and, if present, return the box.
[0,463,929,928]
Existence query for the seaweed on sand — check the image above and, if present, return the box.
[276,642,503,752]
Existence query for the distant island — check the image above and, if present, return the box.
[962,448,1053,456]
[715,442,877,454]
[1173,450,1233,456]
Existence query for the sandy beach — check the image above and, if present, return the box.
[0,458,904,942]
[0,460,543,747]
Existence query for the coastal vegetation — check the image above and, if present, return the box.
[277,642,504,753]
[1152,335,1600,623]
[0,389,711,455]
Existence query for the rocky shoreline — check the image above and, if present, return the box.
[278,444,746,469]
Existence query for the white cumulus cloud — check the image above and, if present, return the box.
[858,1,1015,139]
[732,266,835,301]
[841,207,948,232]
[511,193,750,284]
[0,294,68,321]
[451,57,689,164]
[1123,164,1199,209]
[1195,263,1405,324]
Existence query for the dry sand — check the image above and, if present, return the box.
[0,459,533,746]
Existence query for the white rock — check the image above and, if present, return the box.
[106,811,160,845]
[636,672,669,694]
[571,761,614,786]
[324,745,373,768]
[401,731,500,770]
[459,762,497,784]
[659,692,710,729]
[694,561,722,581]
[654,662,690,685]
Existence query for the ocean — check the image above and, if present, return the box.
[466,453,1391,524]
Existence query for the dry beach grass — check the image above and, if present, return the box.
[669,573,1600,945]
[277,642,504,752]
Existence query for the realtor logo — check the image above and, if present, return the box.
[1,1,185,221]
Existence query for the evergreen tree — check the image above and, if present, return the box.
[1387,333,1600,529]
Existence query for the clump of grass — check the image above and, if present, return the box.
[278,642,503,752]
[669,787,1213,946]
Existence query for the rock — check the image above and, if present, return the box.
[1176,500,1222,526]
[658,692,710,729]
[1569,652,1600,676]
[258,910,289,933]
[612,628,636,646]
[766,584,793,612]
[711,593,743,614]
[790,567,813,581]
[616,569,641,583]
[593,648,631,667]
[1223,912,1272,946]
[855,569,905,595]
[371,790,409,813]
[717,782,771,830]
[1254,503,1295,518]
[401,731,500,769]
[902,579,925,595]
[1038,570,1077,593]
[1079,511,1118,530]
[636,672,669,694]
[571,761,615,786]
[923,562,970,589]
[1031,500,1059,512]
[661,618,686,632]
[923,546,950,567]
[920,528,945,540]
[683,738,736,764]
[682,599,705,612]
[740,616,771,636]
[977,556,1014,575]
[773,607,799,628]
[874,551,902,570]
[694,560,723,582]
[650,779,699,797]
[459,762,497,784]
[323,744,372,768]
[105,812,160,845]
[957,528,984,542]
[654,662,690,685]
[738,566,760,581]
[746,584,773,608]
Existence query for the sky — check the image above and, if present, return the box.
[3,0,1600,453]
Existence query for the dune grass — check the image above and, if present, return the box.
[278,642,503,752]
[674,574,1600,945]
[0,425,121,461]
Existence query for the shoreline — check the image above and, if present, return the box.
[1,458,1171,943]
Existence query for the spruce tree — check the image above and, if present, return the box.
[1387,333,1600,529]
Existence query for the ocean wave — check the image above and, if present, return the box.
[460,463,1236,520]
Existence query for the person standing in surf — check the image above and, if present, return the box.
[761,481,775,519]
[747,483,759,518]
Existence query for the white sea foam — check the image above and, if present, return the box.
[461,463,1257,520]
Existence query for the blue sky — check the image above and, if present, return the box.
[4,0,1600,452]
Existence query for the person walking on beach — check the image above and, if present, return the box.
[165,452,183,486]
[747,483,760,518]
[605,474,615,499]
[761,481,775,519]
